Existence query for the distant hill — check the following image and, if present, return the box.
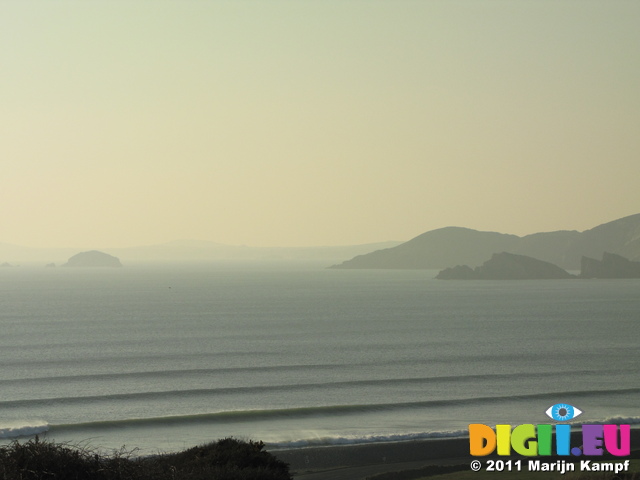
[0,240,402,265]
[107,240,402,264]
[330,213,640,270]
[329,227,519,269]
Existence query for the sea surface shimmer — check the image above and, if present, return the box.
[1,264,638,454]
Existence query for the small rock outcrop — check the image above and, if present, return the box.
[62,251,123,268]
[436,252,574,280]
[580,252,640,278]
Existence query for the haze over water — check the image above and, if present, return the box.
[2,2,639,462]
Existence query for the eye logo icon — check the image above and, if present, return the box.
[545,403,582,422]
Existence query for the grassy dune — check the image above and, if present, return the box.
[0,436,292,480]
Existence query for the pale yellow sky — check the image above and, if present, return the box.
[2,1,639,248]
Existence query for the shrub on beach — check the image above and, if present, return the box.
[0,436,292,480]
[0,436,141,480]
[149,437,292,480]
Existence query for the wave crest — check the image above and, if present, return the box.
[268,430,468,449]
[588,416,640,425]
[0,422,49,439]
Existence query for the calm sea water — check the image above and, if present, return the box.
[0,264,638,454]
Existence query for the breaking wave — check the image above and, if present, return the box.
[582,415,640,426]
[0,422,49,439]
[266,430,468,449]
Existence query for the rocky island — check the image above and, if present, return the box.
[436,252,574,280]
[62,250,123,268]
[436,251,640,280]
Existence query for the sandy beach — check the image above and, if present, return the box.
[273,428,640,480]
[274,436,478,479]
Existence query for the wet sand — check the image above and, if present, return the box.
[272,428,640,480]
[273,437,471,479]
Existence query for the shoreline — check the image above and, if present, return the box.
[272,428,640,479]
[273,436,470,469]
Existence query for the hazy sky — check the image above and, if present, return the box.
[2,1,639,248]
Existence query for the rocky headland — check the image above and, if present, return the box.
[331,213,640,270]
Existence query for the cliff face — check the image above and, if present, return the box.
[436,252,574,280]
[62,251,123,267]
[580,252,640,278]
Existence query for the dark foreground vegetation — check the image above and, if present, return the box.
[0,436,292,480]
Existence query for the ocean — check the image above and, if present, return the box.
[1,263,638,455]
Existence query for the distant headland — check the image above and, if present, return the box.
[330,213,640,270]
[62,250,123,268]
